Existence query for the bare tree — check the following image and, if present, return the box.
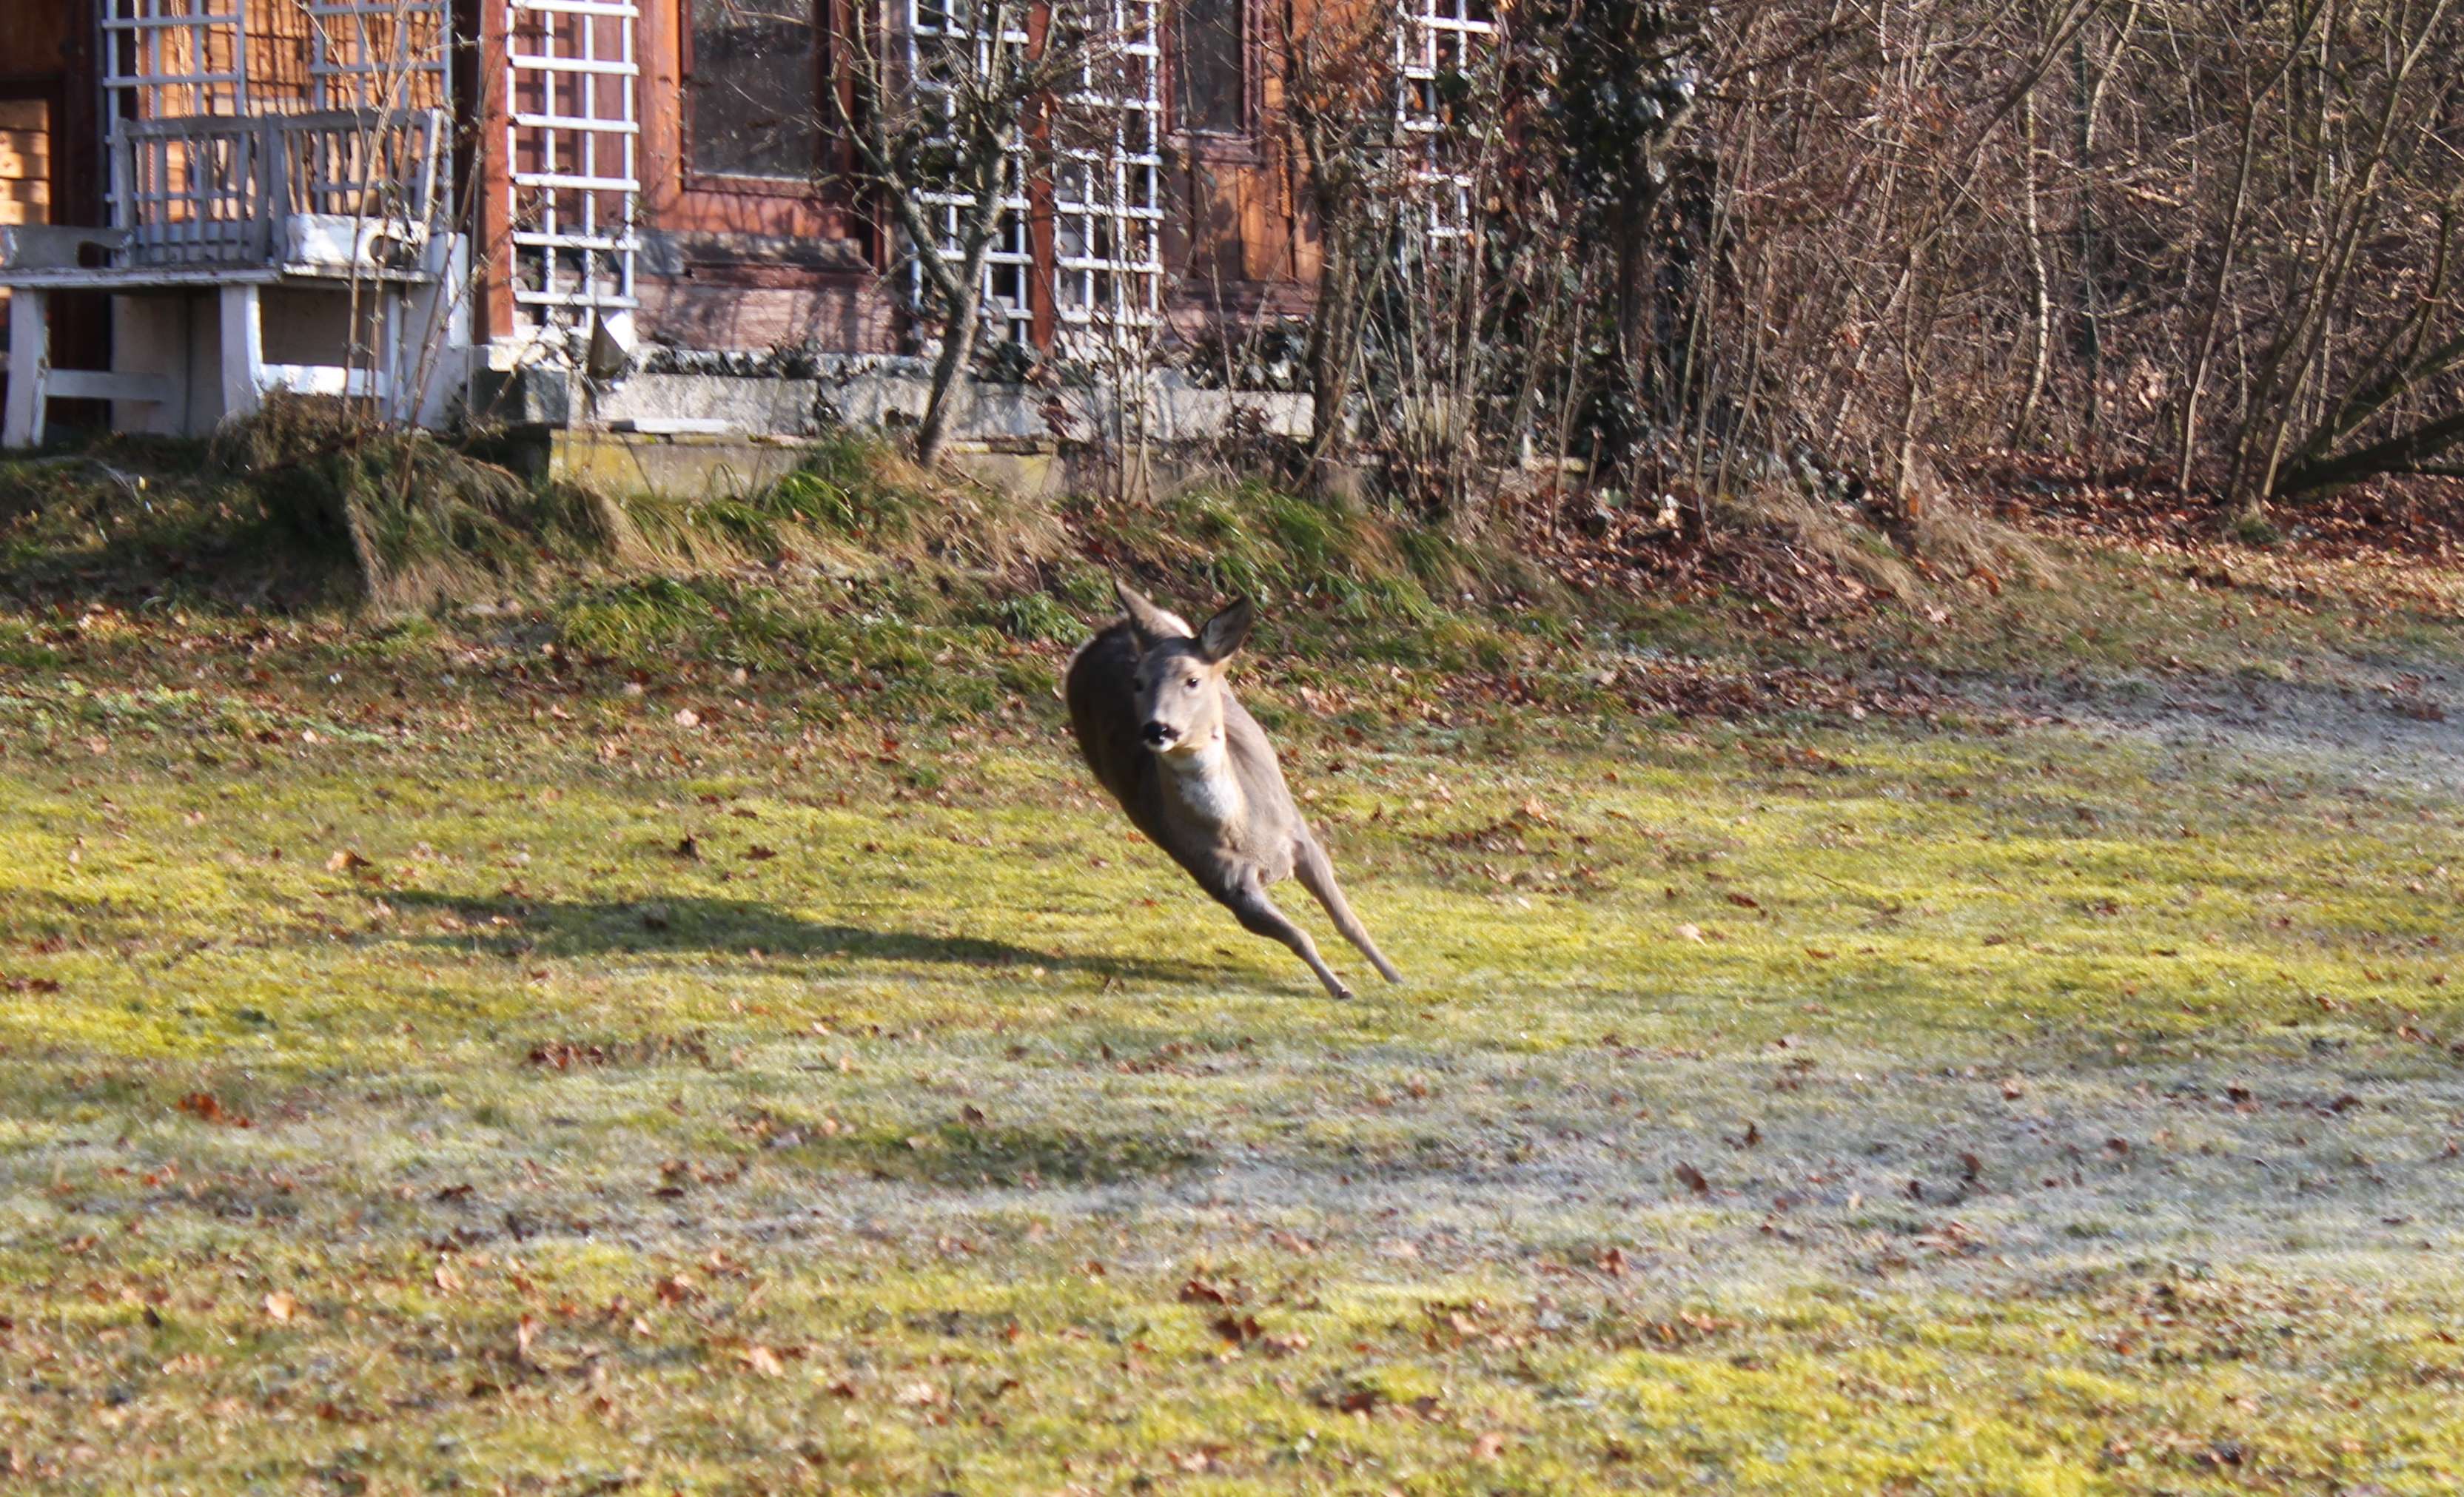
[822,0,1123,465]
[1272,0,1412,478]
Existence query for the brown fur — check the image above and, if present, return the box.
[1064,584,1400,999]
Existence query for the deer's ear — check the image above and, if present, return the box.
[1115,579,1186,649]
[1197,597,1254,664]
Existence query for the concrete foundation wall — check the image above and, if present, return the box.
[478,359,1312,454]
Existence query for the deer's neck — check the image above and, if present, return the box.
[1161,732,1246,830]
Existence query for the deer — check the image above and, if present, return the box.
[1064,582,1402,1000]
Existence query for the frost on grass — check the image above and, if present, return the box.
[3,613,2464,1490]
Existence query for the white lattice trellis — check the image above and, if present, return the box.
[1395,0,1494,242]
[305,0,451,112]
[905,0,1163,354]
[101,0,249,121]
[1051,0,1162,355]
[505,0,640,337]
[906,0,1038,347]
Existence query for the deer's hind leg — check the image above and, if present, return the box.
[1220,868,1353,1000]
[1294,835,1401,983]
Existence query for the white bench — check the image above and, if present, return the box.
[1,108,447,448]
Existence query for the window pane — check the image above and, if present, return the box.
[1174,0,1243,135]
[688,0,817,179]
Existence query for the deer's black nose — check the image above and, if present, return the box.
[1142,721,1176,745]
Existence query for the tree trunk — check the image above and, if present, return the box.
[914,285,983,468]
[1303,213,1363,482]
[2010,89,2052,448]
[2073,29,2102,457]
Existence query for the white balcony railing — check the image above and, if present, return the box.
[110,107,446,275]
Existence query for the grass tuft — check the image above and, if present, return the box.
[219,397,617,609]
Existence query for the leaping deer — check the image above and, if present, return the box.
[1064,582,1402,1000]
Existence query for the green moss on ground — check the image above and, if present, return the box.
[4,434,2464,1489]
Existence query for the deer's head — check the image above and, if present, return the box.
[1115,581,1254,758]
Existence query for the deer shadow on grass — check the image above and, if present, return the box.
[381,889,1221,984]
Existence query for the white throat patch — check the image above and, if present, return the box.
[1164,737,1244,827]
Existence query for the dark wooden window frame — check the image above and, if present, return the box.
[643,0,866,249]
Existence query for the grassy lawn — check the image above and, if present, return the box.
[4,438,2464,1491]
[4,603,2464,1494]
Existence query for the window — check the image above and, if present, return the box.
[687,0,819,179]
[1172,0,1244,135]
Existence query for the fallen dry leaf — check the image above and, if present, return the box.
[176,1091,251,1128]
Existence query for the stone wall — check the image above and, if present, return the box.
[471,359,1312,451]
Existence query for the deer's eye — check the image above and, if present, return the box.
[1184,676,1200,690]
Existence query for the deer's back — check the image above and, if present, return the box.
[1064,622,1154,814]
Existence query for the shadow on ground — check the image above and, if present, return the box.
[383,889,1223,983]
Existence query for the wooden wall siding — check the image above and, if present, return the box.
[246,0,315,107]
[99,0,246,118]
[0,101,50,228]
[89,0,446,120]
[628,0,1328,357]
[283,0,451,110]
[2,1,104,397]
[0,96,51,372]
[0,6,75,81]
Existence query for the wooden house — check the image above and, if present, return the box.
[0,0,1492,449]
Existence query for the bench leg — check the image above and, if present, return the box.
[380,291,406,423]
[218,283,263,425]
[3,289,50,450]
